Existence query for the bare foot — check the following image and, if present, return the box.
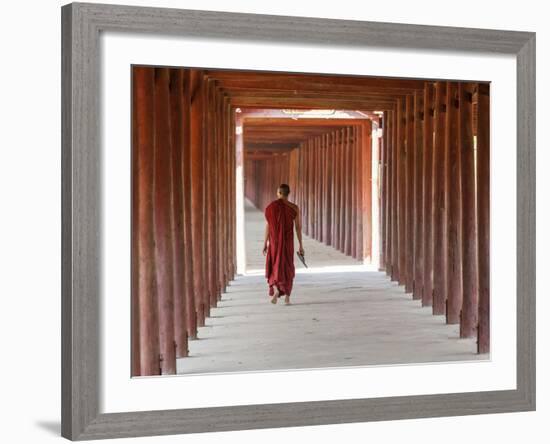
[284,295,290,305]
[271,289,280,304]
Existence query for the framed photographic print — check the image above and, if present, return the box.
[61,2,535,440]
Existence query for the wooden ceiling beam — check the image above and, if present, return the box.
[203,70,425,91]
[231,96,397,110]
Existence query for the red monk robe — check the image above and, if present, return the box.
[264,198,297,297]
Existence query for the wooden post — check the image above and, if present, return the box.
[200,81,210,319]
[205,80,218,310]
[459,82,478,337]
[390,108,399,281]
[477,83,490,353]
[316,137,322,241]
[351,128,358,259]
[405,94,415,293]
[335,130,342,251]
[422,83,435,307]
[378,111,388,271]
[397,98,406,285]
[324,133,332,245]
[356,125,364,260]
[345,127,353,256]
[384,111,392,274]
[432,82,448,315]
[413,91,424,300]
[331,132,338,250]
[153,68,176,374]
[446,82,463,324]
[181,70,197,338]
[168,69,188,358]
[190,70,206,328]
[132,66,160,376]
[362,121,373,262]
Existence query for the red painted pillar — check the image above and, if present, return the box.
[315,137,322,241]
[413,91,425,300]
[477,83,490,353]
[323,134,331,245]
[379,115,387,269]
[382,112,391,273]
[330,132,337,250]
[333,131,340,251]
[339,129,346,253]
[390,109,399,281]
[190,70,206,328]
[153,68,176,374]
[362,121,373,262]
[168,69,188,358]
[206,81,218,309]
[351,125,363,260]
[345,127,353,256]
[446,82,463,324]
[422,83,435,307]
[405,94,415,293]
[459,82,478,337]
[181,70,197,338]
[397,98,406,284]
[432,82,448,315]
[132,66,160,376]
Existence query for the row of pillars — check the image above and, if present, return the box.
[132,66,237,376]
[379,81,490,353]
[244,121,373,261]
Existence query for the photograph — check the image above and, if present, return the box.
[131,66,490,377]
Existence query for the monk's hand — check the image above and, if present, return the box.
[262,244,268,256]
[298,245,305,256]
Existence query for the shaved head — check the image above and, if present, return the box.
[278,184,290,197]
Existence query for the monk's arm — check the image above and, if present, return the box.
[295,209,304,254]
[263,221,269,255]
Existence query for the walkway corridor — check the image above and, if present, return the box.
[177,200,486,375]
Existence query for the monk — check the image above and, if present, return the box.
[262,184,304,305]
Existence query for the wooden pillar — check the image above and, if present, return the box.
[362,121,373,262]
[422,83,435,307]
[476,83,490,353]
[335,130,342,251]
[206,80,218,309]
[413,91,425,300]
[153,68,176,374]
[345,127,353,256]
[397,98,406,284]
[405,94,415,293]
[229,103,237,280]
[324,133,332,245]
[390,108,399,281]
[215,88,224,299]
[316,137,322,241]
[331,132,338,250]
[132,66,160,376]
[459,82,478,337]
[432,82,448,315]
[190,70,206,328]
[168,69,188,358]
[200,80,210,320]
[378,111,388,271]
[181,70,197,338]
[356,125,364,260]
[446,81,463,324]
[382,111,391,273]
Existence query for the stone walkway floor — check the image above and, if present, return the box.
[177,199,488,375]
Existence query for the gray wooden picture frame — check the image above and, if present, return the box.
[61,2,536,440]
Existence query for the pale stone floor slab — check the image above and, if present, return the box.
[177,199,488,375]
